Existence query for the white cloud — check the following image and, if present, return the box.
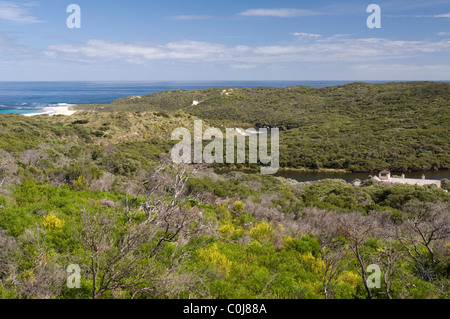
[0,35,33,56]
[437,32,450,36]
[46,40,230,63]
[169,15,212,20]
[238,8,317,18]
[230,64,257,69]
[434,13,450,18]
[353,64,450,72]
[293,32,322,38]
[0,1,43,23]
[3,34,450,81]
[352,64,450,79]
[45,36,450,66]
[411,13,450,18]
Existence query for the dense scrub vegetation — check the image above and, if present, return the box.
[75,82,450,172]
[0,163,449,299]
[0,82,449,299]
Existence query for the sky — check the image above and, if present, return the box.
[0,0,449,81]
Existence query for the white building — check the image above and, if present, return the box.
[373,170,441,188]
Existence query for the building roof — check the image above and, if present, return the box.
[389,177,441,187]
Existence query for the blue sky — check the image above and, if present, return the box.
[0,0,449,80]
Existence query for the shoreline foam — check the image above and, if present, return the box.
[24,104,77,117]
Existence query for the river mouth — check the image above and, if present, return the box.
[213,167,450,183]
[274,169,450,183]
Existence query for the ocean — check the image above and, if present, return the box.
[0,80,399,116]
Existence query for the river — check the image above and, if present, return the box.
[274,169,450,183]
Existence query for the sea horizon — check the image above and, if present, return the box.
[1,80,449,116]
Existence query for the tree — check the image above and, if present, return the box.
[74,163,206,299]
[441,179,450,191]
[15,226,66,299]
[337,213,379,299]
[299,210,350,299]
[0,150,18,187]
[395,201,450,292]
[19,149,49,168]
[317,221,350,299]
[74,208,157,299]
[0,229,18,285]
[374,239,402,299]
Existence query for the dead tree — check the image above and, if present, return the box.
[395,201,450,286]
[74,163,205,299]
[374,240,402,299]
[19,149,48,168]
[15,226,65,299]
[337,213,379,299]
[299,210,350,299]
[0,150,18,187]
[0,229,18,284]
[75,209,157,299]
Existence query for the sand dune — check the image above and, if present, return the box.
[43,106,77,116]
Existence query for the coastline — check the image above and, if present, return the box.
[24,105,77,117]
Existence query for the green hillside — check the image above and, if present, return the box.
[74,82,450,172]
[0,82,449,300]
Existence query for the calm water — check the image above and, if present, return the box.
[275,169,450,183]
[0,80,396,115]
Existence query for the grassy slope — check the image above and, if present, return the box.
[0,110,199,150]
[73,82,450,172]
[0,111,203,184]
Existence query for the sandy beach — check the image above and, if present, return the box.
[24,104,77,117]
[43,105,77,116]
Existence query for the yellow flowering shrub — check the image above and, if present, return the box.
[215,203,231,219]
[338,271,361,289]
[43,213,65,231]
[22,269,36,284]
[219,224,235,238]
[198,243,232,276]
[232,201,244,214]
[73,176,91,191]
[283,236,294,247]
[298,252,326,276]
[249,221,273,242]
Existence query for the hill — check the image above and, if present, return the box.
[0,83,449,300]
[74,82,450,172]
